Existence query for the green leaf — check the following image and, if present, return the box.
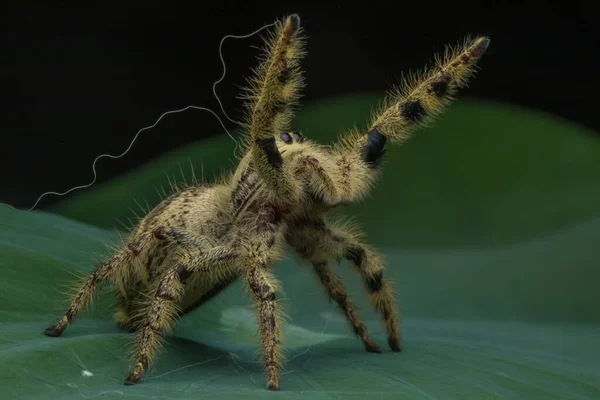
[3,94,600,398]
[2,204,600,399]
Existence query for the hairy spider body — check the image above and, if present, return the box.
[43,14,490,390]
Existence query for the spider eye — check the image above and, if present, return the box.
[292,132,303,142]
[280,132,292,144]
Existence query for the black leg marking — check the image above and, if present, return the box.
[360,128,387,168]
[157,285,173,300]
[429,72,451,97]
[277,67,292,84]
[169,228,186,241]
[255,137,283,168]
[388,336,402,352]
[153,226,168,240]
[366,271,383,293]
[345,246,365,265]
[176,264,191,281]
[44,326,63,337]
[400,100,426,122]
[273,100,287,117]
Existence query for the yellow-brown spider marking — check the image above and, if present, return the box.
[43,13,490,391]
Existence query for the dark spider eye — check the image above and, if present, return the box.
[280,132,292,143]
[292,132,303,142]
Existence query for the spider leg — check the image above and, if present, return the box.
[235,213,286,390]
[294,39,491,219]
[336,36,490,171]
[43,232,153,337]
[124,239,239,385]
[286,218,401,352]
[345,241,401,352]
[245,260,282,391]
[243,14,305,199]
[125,221,285,388]
[312,260,382,353]
[115,239,240,332]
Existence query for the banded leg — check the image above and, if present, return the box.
[246,14,305,198]
[286,218,401,352]
[124,243,239,385]
[335,36,490,170]
[312,261,381,352]
[44,228,186,337]
[345,244,401,352]
[114,226,209,332]
[43,239,144,337]
[246,262,282,391]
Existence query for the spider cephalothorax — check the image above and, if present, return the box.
[43,13,489,391]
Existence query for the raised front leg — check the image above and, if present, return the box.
[309,36,492,206]
[245,14,304,199]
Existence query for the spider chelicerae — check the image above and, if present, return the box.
[43,13,489,391]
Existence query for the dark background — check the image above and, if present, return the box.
[1,1,598,209]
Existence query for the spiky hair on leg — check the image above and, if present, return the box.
[335,36,490,169]
[239,14,306,150]
[371,35,490,142]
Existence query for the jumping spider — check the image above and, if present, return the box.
[44,13,489,391]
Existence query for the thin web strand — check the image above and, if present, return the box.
[1,20,276,212]
[213,21,276,125]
